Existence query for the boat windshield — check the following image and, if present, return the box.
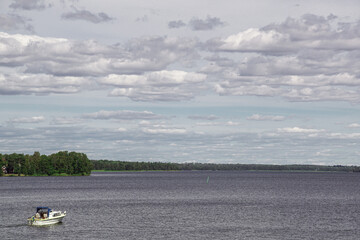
[35,207,51,217]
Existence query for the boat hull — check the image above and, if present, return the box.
[28,214,66,226]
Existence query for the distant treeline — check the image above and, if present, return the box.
[92,160,360,172]
[0,151,92,176]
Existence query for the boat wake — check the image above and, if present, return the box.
[0,223,27,228]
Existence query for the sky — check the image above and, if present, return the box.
[1,0,360,165]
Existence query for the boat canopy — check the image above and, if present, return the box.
[36,207,51,216]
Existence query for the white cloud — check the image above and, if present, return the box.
[196,121,241,127]
[277,127,325,133]
[0,32,202,100]
[215,83,282,97]
[247,114,285,121]
[50,117,83,125]
[328,132,360,139]
[9,116,45,124]
[101,70,205,86]
[225,121,241,126]
[206,15,360,103]
[82,110,162,120]
[142,128,187,134]
[213,14,360,53]
[0,73,88,95]
[102,70,207,101]
[216,28,291,52]
[116,127,127,132]
[348,123,360,128]
[0,32,198,77]
[188,115,219,120]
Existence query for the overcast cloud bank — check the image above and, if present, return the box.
[1,0,360,165]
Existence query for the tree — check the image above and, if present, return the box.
[0,154,3,176]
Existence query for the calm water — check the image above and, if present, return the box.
[1,171,360,239]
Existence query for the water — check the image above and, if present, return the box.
[1,171,360,239]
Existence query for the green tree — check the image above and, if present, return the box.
[0,154,3,176]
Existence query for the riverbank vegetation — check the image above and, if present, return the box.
[2,152,359,177]
[92,160,360,172]
[0,151,92,176]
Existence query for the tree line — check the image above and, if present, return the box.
[0,151,92,176]
[2,152,359,176]
[92,160,360,172]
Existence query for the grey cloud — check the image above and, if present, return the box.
[142,126,187,134]
[168,16,225,31]
[168,20,186,29]
[0,73,89,95]
[82,110,163,120]
[212,14,360,53]
[0,14,34,32]
[0,32,201,100]
[61,7,114,23]
[8,116,45,124]
[50,117,84,125]
[136,15,148,22]
[189,16,225,31]
[188,115,219,120]
[348,123,360,128]
[205,15,360,103]
[9,0,52,10]
[0,32,198,77]
[101,70,207,101]
[247,114,285,121]
[2,123,359,164]
[262,14,336,41]
[204,54,235,68]
[213,73,360,103]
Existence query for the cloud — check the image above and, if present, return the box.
[2,14,360,104]
[61,7,114,23]
[188,115,219,120]
[168,20,186,29]
[328,132,360,139]
[195,121,240,127]
[100,70,207,101]
[9,0,52,10]
[168,16,225,31]
[211,14,360,53]
[135,15,148,23]
[50,117,84,125]
[348,123,360,128]
[0,32,198,77]
[1,119,359,164]
[247,114,285,121]
[205,14,360,103]
[277,127,325,133]
[0,32,201,99]
[214,28,291,52]
[142,127,187,134]
[82,110,163,120]
[0,73,88,95]
[9,116,45,124]
[215,83,282,97]
[189,15,225,31]
[0,14,34,32]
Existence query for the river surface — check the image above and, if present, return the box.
[1,171,360,239]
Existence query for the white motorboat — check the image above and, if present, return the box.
[27,207,66,226]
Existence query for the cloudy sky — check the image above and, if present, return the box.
[1,0,360,165]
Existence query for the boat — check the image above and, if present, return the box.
[27,207,66,226]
